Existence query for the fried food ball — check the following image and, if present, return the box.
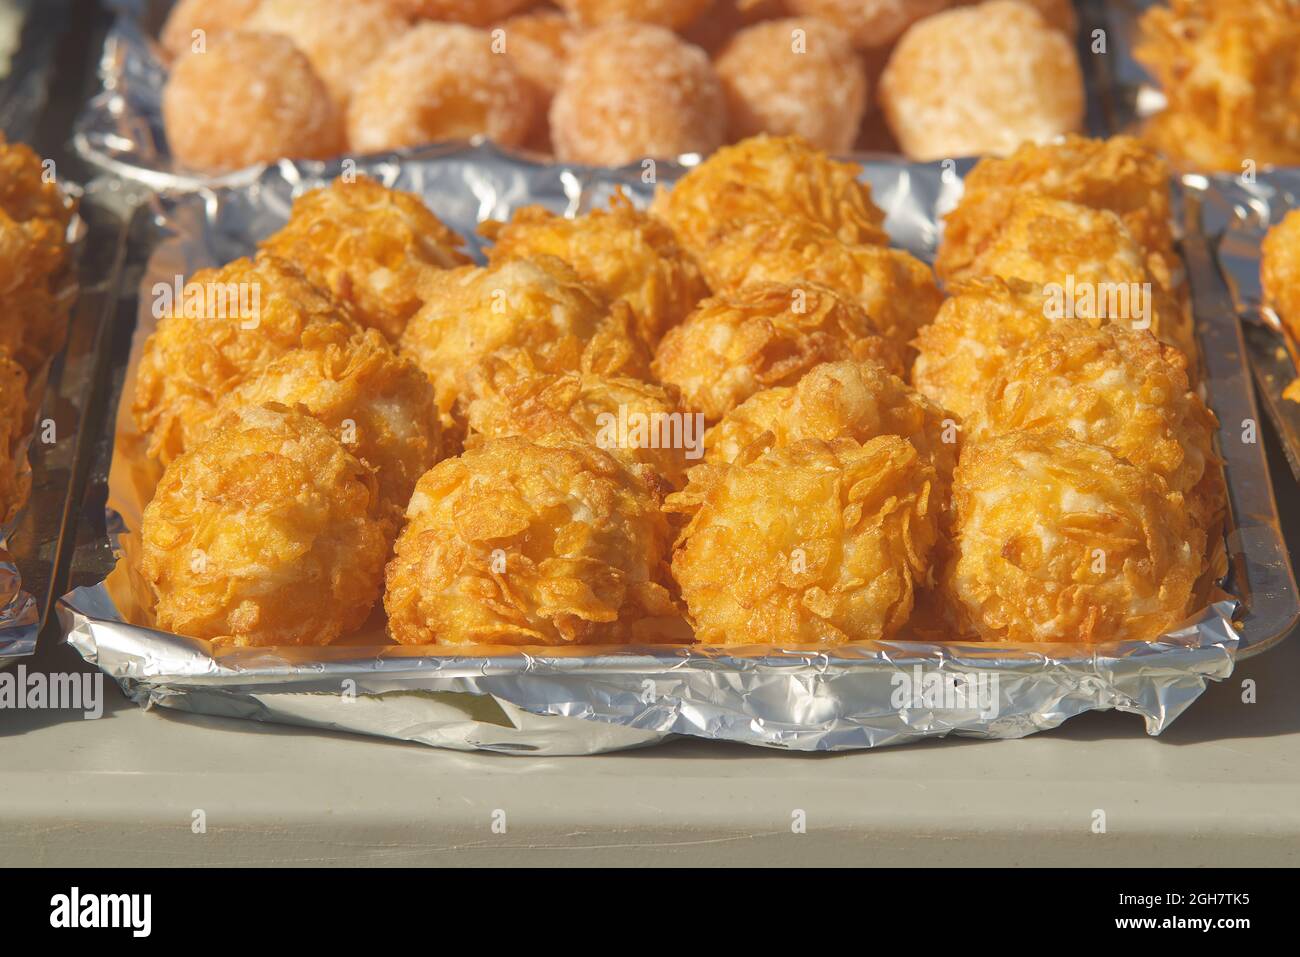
[944,428,1204,643]
[666,436,941,645]
[384,0,534,26]
[555,0,712,29]
[0,133,73,238]
[784,0,952,50]
[0,352,29,525]
[550,23,726,166]
[398,255,652,445]
[715,18,868,152]
[974,325,1225,537]
[216,330,440,528]
[384,435,684,646]
[245,0,409,108]
[652,134,889,252]
[139,405,389,648]
[260,175,470,342]
[159,0,261,59]
[653,282,905,422]
[878,1,1084,162]
[467,351,694,489]
[481,194,708,346]
[0,280,65,372]
[951,0,1077,35]
[347,23,537,155]
[1261,209,1300,346]
[696,216,943,350]
[132,254,359,465]
[162,32,343,173]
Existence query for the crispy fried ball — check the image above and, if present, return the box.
[555,0,712,29]
[653,282,906,422]
[974,325,1225,537]
[481,195,708,346]
[245,0,409,108]
[652,134,889,251]
[162,32,343,173]
[384,0,534,26]
[347,23,537,155]
[216,330,440,528]
[715,17,867,152]
[696,215,943,350]
[945,428,1204,643]
[0,352,29,525]
[132,254,359,465]
[260,175,470,342]
[1261,209,1300,346]
[784,0,952,50]
[666,436,941,645]
[385,435,683,646]
[0,133,73,237]
[139,405,389,648]
[159,0,261,60]
[878,1,1084,162]
[550,23,726,166]
[467,351,693,489]
[398,255,652,445]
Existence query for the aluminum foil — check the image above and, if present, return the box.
[55,144,1289,754]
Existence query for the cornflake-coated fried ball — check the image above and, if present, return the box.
[139,405,389,648]
[385,0,534,26]
[666,436,941,646]
[652,134,889,252]
[878,1,1084,162]
[384,435,684,646]
[1261,209,1300,346]
[0,133,74,236]
[784,0,952,50]
[132,254,359,465]
[945,428,1204,643]
[347,23,537,155]
[162,32,343,173]
[715,18,867,152]
[555,0,712,29]
[245,0,410,108]
[0,352,29,524]
[653,282,905,422]
[216,330,441,529]
[260,175,470,342]
[550,23,726,166]
[159,0,261,60]
[481,194,708,346]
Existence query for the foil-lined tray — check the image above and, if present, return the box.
[55,145,1292,753]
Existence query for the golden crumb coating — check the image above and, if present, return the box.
[260,175,470,342]
[132,254,359,465]
[385,0,533,25]
[653,282,906,422]
[1261,209,1300,346]
[159,0,261,59]
[696,216,943,350]
[555,0,711,29]
[652,134,889,252]
[384,436,683,646]
[945,428,1204,643]
[398,255,652,446]
[139,405,388,648]
[482,195,708,346]
[467,351,694,489]
[784,0,951,50]
[216,329,440,528]
[0,134,73,240]
[666,436,941,646]
[0,352,29,524]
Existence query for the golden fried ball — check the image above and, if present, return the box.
[715,18,867,152]
[0,352,29,524]
[653,282,906,422]
[384,435,683,646]
[398,255,652,445]
[666,436,941,646]
[216,330,440,528]
[132,254,359,465]
[0,133,73,237]
[162,32,343,173]
[245,0,410,108]
[550,23,726,166]
[945,428,1204,643]
[652,134,889,252]
[1261,209,1300,346]
[0,280,63,372]
[384,0,534,26]
[555,0,712,29]
[784,0,952,50]
[347,23,537,155]
[159,0,261,60]
[482,195,708,346]
[878,1,1084,162]
[139,405,389,648]
[260,175,470,342]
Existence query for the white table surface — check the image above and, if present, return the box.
[3,621,1298,867]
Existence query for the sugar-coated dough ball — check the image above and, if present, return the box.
[556,0,712,29]
[666,436,941,645]
[347,23,537,155]
[715,18,868,152]
[385,0,534,26]
[162,32,343,173]
[384,436,683,646]
[550,23,726,166]
[878,1,1084,161]
[139,406,389,648]
[0,353,28,524]
[159,0,261,60]
[784,0,952,49]
[945,428,1204,643]
[260,175,470,342]
[1261,209,1300,345]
